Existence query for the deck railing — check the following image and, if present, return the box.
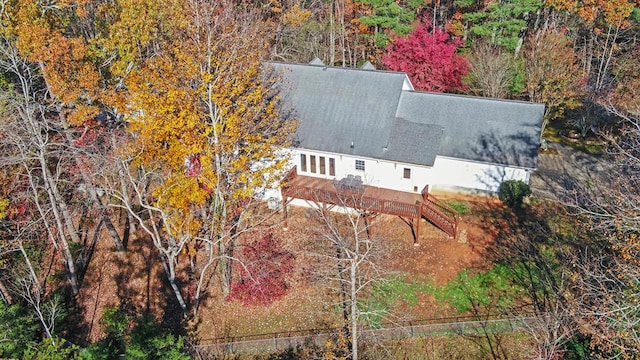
[281,171,458,238]
[420,203,456,238]
[282,184,421,218]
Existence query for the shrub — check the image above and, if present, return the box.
[0,302,39,358]
[81,309,191,360]
[23,337,80,360]
[498,180,531,209]
[226,232,295,306]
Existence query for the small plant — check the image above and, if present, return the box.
[360,275,427,327]
[0,302,39,358]
[82,309,191,360]
[498,180,532,209]
[23,337,80,360]
[445,200,470,215]
[429,265,519,313]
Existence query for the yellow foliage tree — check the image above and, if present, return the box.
[107,0,295,312]
[0,197,7,220]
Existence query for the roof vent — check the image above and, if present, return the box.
[360,61,376,70]
[309,57,325,66]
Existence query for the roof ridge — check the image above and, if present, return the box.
[404,90,546,106]
[269,60,408,76]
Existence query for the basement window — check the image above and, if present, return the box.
[355,159,365,171]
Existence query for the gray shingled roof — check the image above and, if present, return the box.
[396,91,545,168]
[384,118,443,166]
[272,62,409,160]
[360,61,376,70]
[273,62,545,169]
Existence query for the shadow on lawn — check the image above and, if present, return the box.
[473,200,603,316]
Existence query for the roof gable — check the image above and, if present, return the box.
[384,118,443,166]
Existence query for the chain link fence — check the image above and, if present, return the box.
[193,315,531,358]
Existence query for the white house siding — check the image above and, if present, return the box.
[261,149,532,204]
[429,156,530,193]
[294,148,435,194]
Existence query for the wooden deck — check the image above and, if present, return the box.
[281,168,458,241]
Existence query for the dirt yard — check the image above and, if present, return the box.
[76,192,502,344]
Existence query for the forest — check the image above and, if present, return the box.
[0,0,639,358]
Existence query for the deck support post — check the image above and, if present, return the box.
[421,185,429,201]
[281,189,289,228]
[399,216,418,244]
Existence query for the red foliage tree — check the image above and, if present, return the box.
[382,21,469,92]
[226,232,295,306]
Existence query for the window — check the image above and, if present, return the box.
[300,154,307,172]
[329,158,335,176]
[355,159,365,171]
[319,156,326,175]
[403,168,411,179]
[310,155,317,173]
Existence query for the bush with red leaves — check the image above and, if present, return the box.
[226,232,295,306]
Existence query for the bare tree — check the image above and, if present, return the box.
[561,98,640,357]
[0,38,84,295]
[466,40,518,99]
[524,28,585,134]
[302,191,389,360]
[0,194,68,340]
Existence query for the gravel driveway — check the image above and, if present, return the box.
[530,141,613,201]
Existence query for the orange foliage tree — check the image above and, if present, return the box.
[0,0,119,297]
[544,0,639,28]
[543,0,640,95]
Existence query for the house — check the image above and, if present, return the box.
[273,59,545,194]
[268,60,545,239]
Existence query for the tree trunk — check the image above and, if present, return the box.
[64,131,125,251]
[350,258,358,360]
[102,210,125,251]
[219,239,230,296]
[0,279,12,304]
[335,244,351,341]
[40,165,80,295]
[329,0,335,65]
[114,134,137,236]
[43,161,81,245]
[161,253,187,312]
